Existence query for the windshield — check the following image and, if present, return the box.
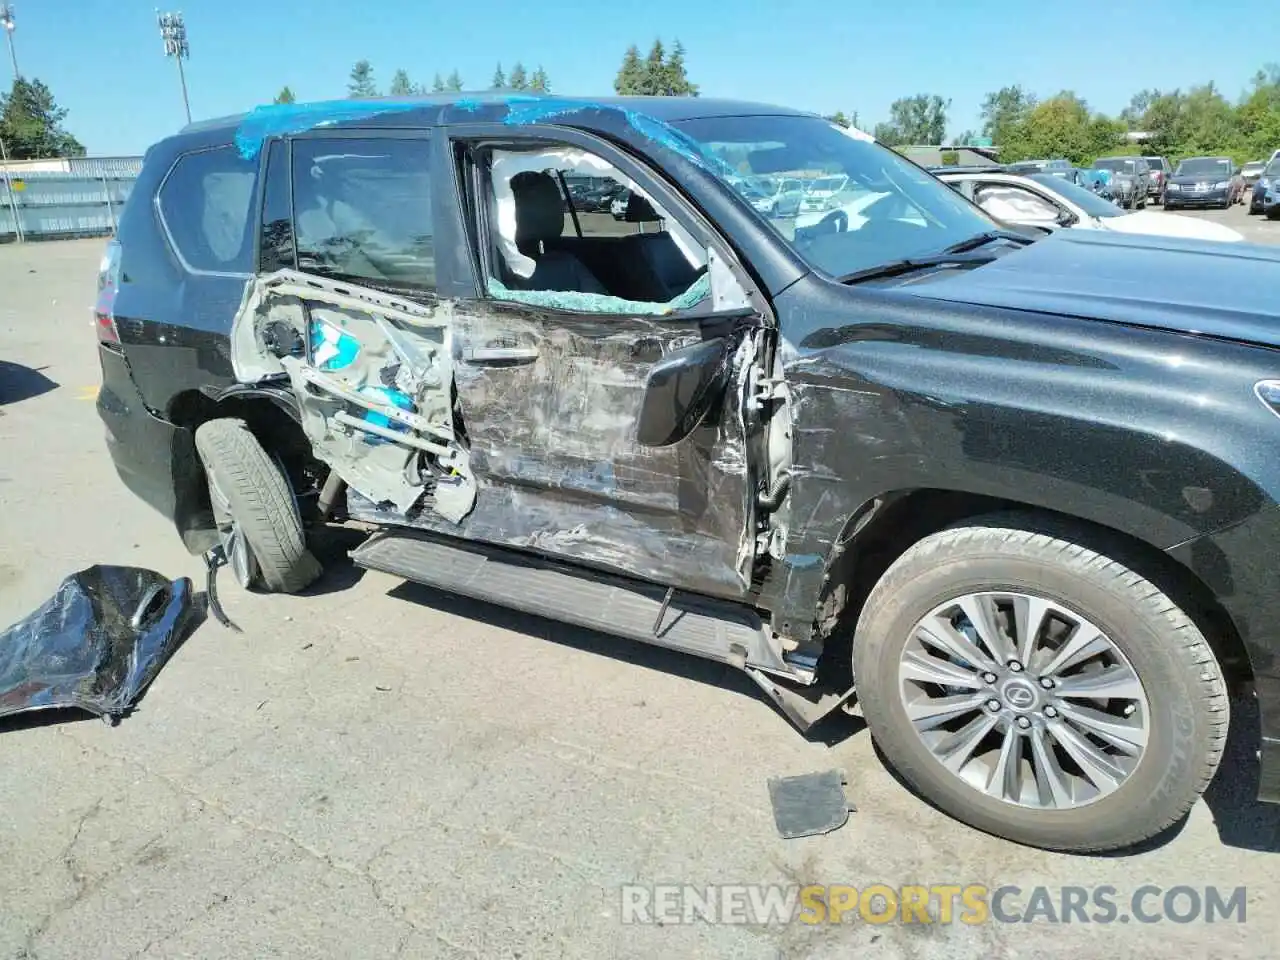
[671,114,997,280]
[1028,173,1125,219]
[1093,159,1136,174]
[1175,157,1230,176]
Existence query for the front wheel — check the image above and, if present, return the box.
[852,519,1228,853]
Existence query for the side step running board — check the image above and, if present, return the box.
[351,529,809,684]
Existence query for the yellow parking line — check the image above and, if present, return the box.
[75,385,99,401]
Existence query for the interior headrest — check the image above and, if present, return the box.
[511,170,566,245]
[625,192,663,223]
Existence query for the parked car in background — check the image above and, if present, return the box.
[1164,156,1242,209]
[748,176,806,218]
[798,174,850,213]
[1006,159,1077,182]
[1251,157,1280,218]
[1143,156,1171,204]
[936,169,1243,242]
[610,191,630,219]
[1090,157,1151,208]
[1242,160,1267,194]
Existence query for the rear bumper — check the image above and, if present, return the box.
[96,345,215,554]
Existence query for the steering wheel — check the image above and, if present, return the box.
[819,209,849,233]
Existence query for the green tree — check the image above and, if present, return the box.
[348,60,378,99]
[530,66,550,93]
[642,40,666,96]
[446,69,464,92]
[431,73,446,93]
[614,44,645,95]
[980,85,1037,146]
[880,93,950,145]
[389,70,413,97]
[273,86,296,105]
[661,39,698,96]
[491,63,507,89]
[509,62,528,90]
[826,111,849,127]
[871,122,902,146]
[0,77,85,159]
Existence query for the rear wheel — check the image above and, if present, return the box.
[852,519,1228,853]
[195,418,321,594]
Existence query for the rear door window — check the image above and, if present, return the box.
[158,145,258,274]
[290,136,436,291]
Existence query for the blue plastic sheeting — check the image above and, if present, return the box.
[487,273,710,316]
[234,100,427,160]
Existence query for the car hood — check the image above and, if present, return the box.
[1101,210,1244,242]
[900,228,1280,347]
[1169,171,1231,184]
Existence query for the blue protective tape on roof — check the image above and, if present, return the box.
[234,100,426,159]
[235,95,737,177]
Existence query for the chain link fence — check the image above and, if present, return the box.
[1,158,143,243]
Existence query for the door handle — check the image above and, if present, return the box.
[464,346,539,364]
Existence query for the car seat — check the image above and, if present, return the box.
[510,171,607,295]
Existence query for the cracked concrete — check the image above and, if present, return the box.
[3,239,1280,958]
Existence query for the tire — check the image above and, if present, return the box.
[194,418,321,594]
[852,518,1228,853]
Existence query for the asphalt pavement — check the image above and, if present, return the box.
[2,211,1278,959]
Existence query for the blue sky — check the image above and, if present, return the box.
[8,0,1279,155]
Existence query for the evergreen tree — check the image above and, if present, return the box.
[0,77,85,159]
[389,70,413,97]
[446,69,464,92]
[642,40,666,96]
[274,86,296,105]
[347,60,378,99]
[509,62,528,90]
[491,63,507,89]
[663,40,698,96]
[614,44,645,95]
[431,73,446,93]
[530,66,550,93]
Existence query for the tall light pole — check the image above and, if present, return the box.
[157,11,191,124]
[0,4,18,81]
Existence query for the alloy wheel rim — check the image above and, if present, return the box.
[208,473,257,589]
[898,591,1150,810]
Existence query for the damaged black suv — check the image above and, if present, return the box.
[96,94,1280,853]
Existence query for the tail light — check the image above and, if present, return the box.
[94,241,122,345]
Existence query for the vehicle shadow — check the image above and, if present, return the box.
[0,360,59,406]
[299,525,370,596]
[384,578,864,746]
[1201,694,1280,853]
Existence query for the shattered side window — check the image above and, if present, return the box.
[291,137,436,291]
[479,146,715,316]
[158,145,257,274]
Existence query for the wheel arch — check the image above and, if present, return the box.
[167,385,325,539]
[816,488,1253,690]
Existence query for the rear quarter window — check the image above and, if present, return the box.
[157,145,258,274]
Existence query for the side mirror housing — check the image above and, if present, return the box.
[636,336,737,447]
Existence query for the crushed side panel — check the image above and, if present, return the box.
[347,297,761,598]
[229,270,477,522]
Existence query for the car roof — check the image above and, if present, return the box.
[178,93,815,140]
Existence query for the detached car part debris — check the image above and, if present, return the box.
[0,566,199,723]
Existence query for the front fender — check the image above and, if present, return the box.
[768,278,1280,640]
